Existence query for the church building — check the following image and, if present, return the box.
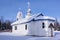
[11,1,56,37]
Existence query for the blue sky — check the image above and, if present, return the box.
[0,0,60,22]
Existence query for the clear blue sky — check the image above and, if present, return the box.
[0,0,60,22]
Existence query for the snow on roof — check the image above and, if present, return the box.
[29,13,55,21]
[34,16,56,20]
[11,13,56,25]
[11,18,32,26]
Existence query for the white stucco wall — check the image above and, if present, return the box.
[12,24,28,36]
[27,21,47,36]
[27,20,55,36]
[12,20,55,36]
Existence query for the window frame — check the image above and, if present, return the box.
[25,24,27,30]
[42,22,45,28]
[15,26,17,30]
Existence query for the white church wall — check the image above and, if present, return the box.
[27,20,55,36]
[41,20,55,36]
[12,20,55,36]
[12,24,28,36]
[12,25,18,33]
[27,21,35,35]
[17,24,28,35]
[36,20,48,36]
[43,20,49,36]
[27,20,47,36]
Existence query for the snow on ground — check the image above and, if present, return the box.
[0,31,60,40]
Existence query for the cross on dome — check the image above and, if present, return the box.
[26,0,31,18]
[27,0,31,13]
[27,1,30,9]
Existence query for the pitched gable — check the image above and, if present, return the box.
[36,13,44,17]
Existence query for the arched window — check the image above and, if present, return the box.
[15,26,17,30]
[42,22,45,28]
[25,24,27,30]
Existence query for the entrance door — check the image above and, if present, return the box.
[49,23,54,37]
